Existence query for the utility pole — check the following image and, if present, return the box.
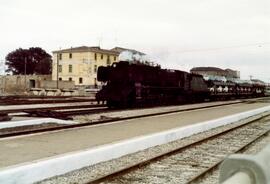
[0,60,4,75]
[24,57,27,90]
[98,36,103,48]
[56,52,59,89]
[0,60,4,93]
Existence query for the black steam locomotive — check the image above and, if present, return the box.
[96,61,265,108]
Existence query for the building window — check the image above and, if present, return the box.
[69,53,72,59]
[101,54,103,60]
[69,65,72,73]
[69,77,72,81]
[79,77,83,84]
[59,77,62,81]
[29,79,36,88]
[114,56,116,61]
[59,53,62,60]
[58,65,62,73]
[94,65,97,73]
[107,55,110,65]
[94,53,97,60]
[88,66,92,74]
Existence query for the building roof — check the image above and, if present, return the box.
[52,46,146,56]
[52,46,119,55]
[251,79,265,84]
[190,67,224,72]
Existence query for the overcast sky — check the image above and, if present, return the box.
[0,0,269,81]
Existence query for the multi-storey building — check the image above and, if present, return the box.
[52,46,121,87]
[52,46,146,88]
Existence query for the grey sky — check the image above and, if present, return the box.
[0,0,269,81]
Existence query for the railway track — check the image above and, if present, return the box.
[0,103,107,122]
[1,97,268,115]
[0,104,104,114]
[86,113,270,184]
[0,100,247,139]
[0,96,95,105]
[22,106,109,119]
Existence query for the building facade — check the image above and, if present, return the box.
[52,46,120,87]
[52,46,146,88]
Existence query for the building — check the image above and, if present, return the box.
[52,46,120,87]
[190,67,240,79]
[52,46,145,88]
[0,75,52,94]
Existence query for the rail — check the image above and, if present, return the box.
[88,114,270,184]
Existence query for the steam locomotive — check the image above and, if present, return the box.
[96,61,266,108]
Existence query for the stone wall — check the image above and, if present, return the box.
[40,80,75,89]
[0,75,51,94]
[0,75,97,96]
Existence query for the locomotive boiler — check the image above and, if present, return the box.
[96,61,211,107]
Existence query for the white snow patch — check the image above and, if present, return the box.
[0,118,77,129]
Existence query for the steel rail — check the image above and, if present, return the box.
[0,97,96,105]
[1,96,268,114]
[0,104,104,114]
[23,107,111,120]
[186,129,269,184]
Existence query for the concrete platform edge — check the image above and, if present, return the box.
[1,105,270,184]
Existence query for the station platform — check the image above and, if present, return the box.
[1,101,270,183]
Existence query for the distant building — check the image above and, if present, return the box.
[0,75,51,94]
[52,46,145,88]
[190,67,240,79]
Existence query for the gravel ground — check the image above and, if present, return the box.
[37,111,270,184]
[193,115,270,184]
[103,114,270,183]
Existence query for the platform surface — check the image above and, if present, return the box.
[0,101,269,168]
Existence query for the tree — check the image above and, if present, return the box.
[5,47,52,75]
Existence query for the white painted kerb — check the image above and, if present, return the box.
[0,118,77,129]
[1,105,270,184]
